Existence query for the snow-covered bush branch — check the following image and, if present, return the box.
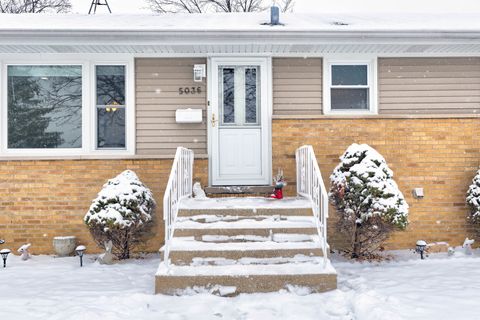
[84,170,156,259]
[329,143,409,258]
[467,169,480,229]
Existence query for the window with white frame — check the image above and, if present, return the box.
[2,59,133,156]
[95,65,126,149]
[325,60,376,114]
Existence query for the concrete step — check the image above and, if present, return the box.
[204,185,274,195]
[174,215,318,238]
[164,237,324,265]
[190,255,323,266]
[174,227,317,238]
[178,207,312,217]
[178,197,313,217]
[155,261,337,295]
[196,233,315,243]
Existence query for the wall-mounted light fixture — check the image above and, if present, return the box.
[193,64,206,82]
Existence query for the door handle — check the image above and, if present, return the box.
[211,113,219,127]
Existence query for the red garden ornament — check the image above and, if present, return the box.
[270,169,287,199]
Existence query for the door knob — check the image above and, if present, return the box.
[211,113,219,127]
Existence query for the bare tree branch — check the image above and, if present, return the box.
[0,0,71,13]
[279,0,294,12]
[147,0,205,13]
[146,0,294,13]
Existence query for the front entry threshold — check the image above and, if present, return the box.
[205,185,274,195]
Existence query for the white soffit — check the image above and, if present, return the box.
[1,43,480,55]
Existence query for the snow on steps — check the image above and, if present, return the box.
[200,233,314,243]
[178,197,312,217]
[179,197,312,210]
[156,260,337,295]
[175,215,317,240]
[190,255,323,266]
[165,237,324,264]
[156,197,336,295]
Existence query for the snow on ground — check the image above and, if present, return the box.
[1,250,480,320]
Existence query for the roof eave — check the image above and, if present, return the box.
[1,29,480,46]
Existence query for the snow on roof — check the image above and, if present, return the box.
[0,12,480,33]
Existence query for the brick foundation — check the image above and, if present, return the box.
[0,159,208,254]
[272,118,480,250]
[1,117,479,254]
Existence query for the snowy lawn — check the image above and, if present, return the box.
[1,250,479,320]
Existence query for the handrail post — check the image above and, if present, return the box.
[162,147,194,268]
[296,145,329,267]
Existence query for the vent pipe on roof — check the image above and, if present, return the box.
[270,6,280,25]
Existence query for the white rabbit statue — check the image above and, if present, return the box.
[97,240,114,265]
[193,182,207,199]
[463,238,475,255]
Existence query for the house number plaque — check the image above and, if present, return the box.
[178,87,202,95]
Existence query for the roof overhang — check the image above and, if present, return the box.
[2,29,480,55]
[2,12,480,55]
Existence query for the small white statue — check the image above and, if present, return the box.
[463,238,475,255]
[193,182,207,199]
[97,240,114,265]
[17,243,31,261]
[448,247,455,256]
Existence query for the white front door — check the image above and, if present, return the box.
[210,58,271,186]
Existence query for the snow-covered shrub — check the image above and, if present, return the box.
[467,169,480,229]
[329,143,409,259]
[84,170,156,259]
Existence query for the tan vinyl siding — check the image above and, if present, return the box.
[272,58,322,115]
[135,58,207,156]
[379,58,480,114]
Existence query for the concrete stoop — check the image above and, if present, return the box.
[156,197,337,295]
[155,272,337,295]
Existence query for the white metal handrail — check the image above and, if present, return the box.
[296,145,329,267]
[163,147,194,267]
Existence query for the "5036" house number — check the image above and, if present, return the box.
[179,87,202,95]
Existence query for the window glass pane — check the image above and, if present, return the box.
[7,65,82,149]
[331,88,369,110]
[97,107,125,148]
[96,65,125,106]
[221,68,235,124]
[245,67,258,124]
[96,65,126,149]
[332,65,368,86]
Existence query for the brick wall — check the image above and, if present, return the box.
[272,118,480,250]
[0,159,208,254]
[1,117,479,254]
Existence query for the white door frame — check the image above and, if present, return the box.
[207,56,272,186]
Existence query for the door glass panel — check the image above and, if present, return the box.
[221,68,235,124]
[245,67,258,124]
